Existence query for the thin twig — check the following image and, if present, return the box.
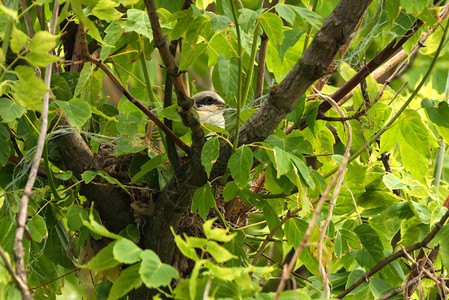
[13,3,60,299]
[337,209,449,298]
[251,209,300,266]
[275,93,353,299]
[401,246,449,296]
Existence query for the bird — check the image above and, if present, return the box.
[192,91,226,129]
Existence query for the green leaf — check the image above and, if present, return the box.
[26,215,47,242]
[0,125,10,166]
[280,28,305,59]
[13,66,48,111]
[179,41,207,70]
[51,75,73,101]
[201,136,220,177]
[114,136,147,155]
[260,12,284,50]
[191,183,215,220]
[382,173,406,190]
[212,55,238,105]
[223,181,239,202]
[91,0,123,22]
[228,146,253,188]
[29,31,58,54]
[81,170,130,194]
[289,155,315,189]
[139,250,179,288]
[84,242,121,271]
[108,263,142,300]
[173,229,199,261]
[131,153,167,183]
[289,5,323,29]
[0,98,26,122]
[205,241,236,263]
[100,19,126,60]
[71,0,103,42]
[264,203,283,239]
[82,214,123,240]
[422,98,449,128]
[284,218,307,248]
[203,218,235,242]
[113,239,142,264]
[10,26,28,53]
[272,146,291,178]
[125,9,153,39]
[67,203,87,231]
[25,52,60,67]
[74,64,102,105]
[304,101,320,135]
[354,224,384,269]
[117,111,142,136]
[55,99,92,130]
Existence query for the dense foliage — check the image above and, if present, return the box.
[1,0,449,299]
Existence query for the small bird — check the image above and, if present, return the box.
[192,91,226,129]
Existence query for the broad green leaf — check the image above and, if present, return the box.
[205,241,236,263]
[260,12,284,50]
[71,0,103,42]
[67,203,87,231]
[264,203,283,239]
[108,263,142,300]
[116,111,142,136]
[131,153,167,183]
[0,125,10,166]
[228,146,253,187]
[0,48,4,64]
[433,224,449,270]
[304,101,320,135]
[208,13,232,32]
[26,51,60,67]
[10,26,28,53]
[171,9,193,40]
[0,98,26,122]
[84,242,120,271]
[354,224,384,269]
[280,28,305,59]
[285,218,308,247]
[369,278,394,298]
[191,183,215,220]
[26,215,47,242]
[113,239,142,264]
[51,75,73,101]
[409,201,431,224]
[289,5,322,29]
[13,66,48,111]
[82,214,123,240]
[290,154,315,189]
[139,250,179,288]
[203,218,235,242]
[400,0,427,14]
[201,136,219,177]
[29,31,58,54]
[422,98,449,128]
[91,0,123,22]
[272,146,291,178]
[179,41,207,70]
[74,64,102,105]
[340,229,362,250]
[212,55,238,105]
[382,173,406,190]
[173,229,200,261]
[81,170,129,194]
[125,9,152,39]
[114,136,146,155]
[223,181,239,202]
[100,19,126,60]
[238,8,259,33]
[55,99,91,130]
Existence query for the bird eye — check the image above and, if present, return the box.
[205,97,214,104]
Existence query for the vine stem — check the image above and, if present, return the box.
[230,0,242,151]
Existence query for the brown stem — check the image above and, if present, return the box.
[255,33,268,103]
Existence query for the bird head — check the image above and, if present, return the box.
[192,91,226,128]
